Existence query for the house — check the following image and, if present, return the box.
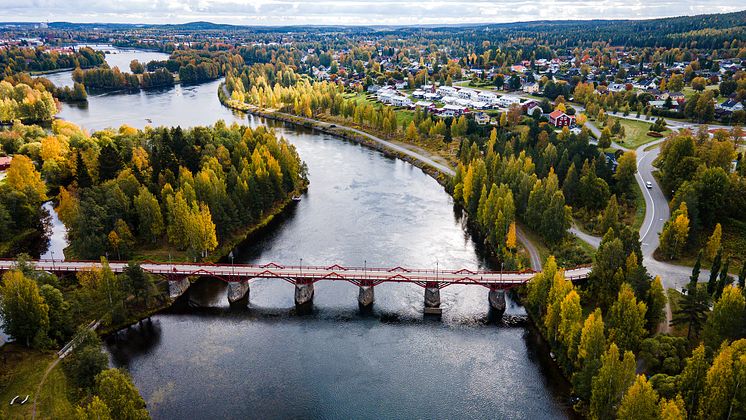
[477,91,498,105]
[526,104,543,117]
[438,104,468,117]
[522,82,540,94]
[389,96,412,107]
[414,101,434,109]
[649,100,667,109]
[367,84,382,93]
[394,81,408,89]
[605,152,619,172]
[412,89,426,98]
[718,99,744,113]
[521,100,540,111]
[475,112,490,125]
[437,86,457,97]
[549,110,575,128]
[0,156,10,171]
[607,83,627,92]
[458,88,478,101]
[497,95,521,108]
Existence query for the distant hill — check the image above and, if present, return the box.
[2,9,742,48]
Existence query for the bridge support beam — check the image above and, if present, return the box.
[228,280,250,304]
[295,281,314,306]
[488,288,506,315]
[168,278,191,299]
[358,285,374,308]
[424,283,441,315]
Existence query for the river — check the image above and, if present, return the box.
[42,47,572,418]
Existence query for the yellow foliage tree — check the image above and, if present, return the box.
[505,222,517,250]
[6,154,47,202]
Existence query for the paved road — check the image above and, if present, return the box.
[516,224,543,271]
[569,133,711,292]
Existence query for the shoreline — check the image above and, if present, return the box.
[218,84,453,188]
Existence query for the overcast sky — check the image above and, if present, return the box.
[1,0,743,26]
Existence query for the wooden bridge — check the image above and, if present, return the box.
[0,259,592,314]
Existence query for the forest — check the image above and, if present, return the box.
[0,120,307,260]
[0,46,104,76]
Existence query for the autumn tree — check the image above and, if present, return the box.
[705,223,722,261]
[589,343,636,420]
[614,151,637,200]
[572,309,606,401]
[678,344,709,417]
[607,283,648,353]
[0,270,49,347]
[617,375,660,420]
[702,285,745,350]
[94,369,150,420]
[659,202,690,260]
[646,276,667,333]
[134,187,164,243]
[698,339,746,420]
[6,154,47,202]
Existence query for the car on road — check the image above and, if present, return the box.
[646,181,653,189]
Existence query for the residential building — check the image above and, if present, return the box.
[549,110,575,128]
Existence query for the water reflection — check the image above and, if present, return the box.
[40,52,576,418]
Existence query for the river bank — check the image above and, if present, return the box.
[219,85,452,187]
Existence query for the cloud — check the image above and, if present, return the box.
[0,0,743,25]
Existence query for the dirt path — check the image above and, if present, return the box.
[31,357,60,419]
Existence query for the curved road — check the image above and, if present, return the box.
[570,128,712,292]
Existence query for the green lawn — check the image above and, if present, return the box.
[0,345,75,420]
[682,85,720,101]
[611,117,669,149]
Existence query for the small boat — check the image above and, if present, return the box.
[20,395,29,404]
[292,195,302,202]
[10,395,19,405]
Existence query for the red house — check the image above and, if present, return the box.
[549,110,575,128]
[0,156,11,171]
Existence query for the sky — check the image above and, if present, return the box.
[1,0,744,26]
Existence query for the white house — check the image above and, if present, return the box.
[497,95,521,108]
[437,86,458,97]
[458,88,478,100]
[477,91,498,104]
[475,112,490,125]
[414,101,434,108]
[522,82,540,94]
[718,99,744,113]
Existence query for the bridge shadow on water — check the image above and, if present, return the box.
[165,284,530,329]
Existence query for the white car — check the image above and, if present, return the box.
[646,181,653,189]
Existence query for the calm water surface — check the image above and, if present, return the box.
[35,47,574,419]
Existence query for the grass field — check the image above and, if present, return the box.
[609,117,669,149]
[0,344,75,419]
[682,85,721,102]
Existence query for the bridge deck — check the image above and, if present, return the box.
[0,260,592,288]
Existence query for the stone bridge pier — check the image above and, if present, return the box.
[358,282,374,308]
[228,279,250,304]
[168,278,191,299]
[488,287,506,315]
[424,282,442,315]
[295,279,314,307]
